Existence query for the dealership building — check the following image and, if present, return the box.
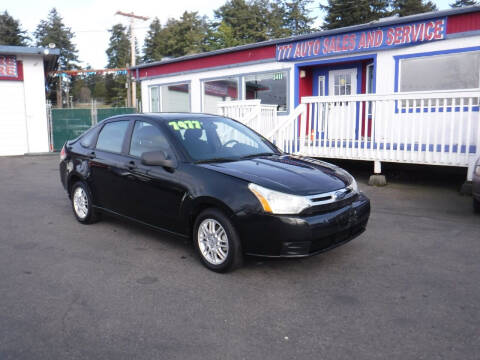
[0,46,59,156]
[134,6,480,183]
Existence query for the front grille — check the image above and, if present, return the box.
[302,193,358,215]
[309,220,366,254]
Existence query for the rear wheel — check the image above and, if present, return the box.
[71,181,100,224]
[193,209,242,272]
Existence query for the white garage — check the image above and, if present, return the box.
[0,45,59,156]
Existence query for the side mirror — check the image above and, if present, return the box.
[141,151,177,169]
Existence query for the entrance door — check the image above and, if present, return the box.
[327,68,357,140]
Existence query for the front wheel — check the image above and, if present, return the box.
[71,181,100,224]
[474,198,480,214]
[193,209,243,272]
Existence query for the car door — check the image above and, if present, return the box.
[121,120,186,232]
[88,119,131,213]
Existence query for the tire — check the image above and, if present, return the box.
[193,208,243,272]
[71,181,100,224]
[474,198,480,214]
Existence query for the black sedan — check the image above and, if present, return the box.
[60,113,370,272]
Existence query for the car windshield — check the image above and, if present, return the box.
[165,116,278,162]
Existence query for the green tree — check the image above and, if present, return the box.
[282,0,316,36]
[161,11,210,57]
[321,0,390,30]
[143,17,166,63]
[34,8,79,107]
[450,0,477,7]
[0,10,29,46]
[391,0,437,17]
[213,0,269,45]
[106,23,131,68]
[34,8,78,70]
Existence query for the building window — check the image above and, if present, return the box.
[202,77,239,114]
[399,51,480,92]
[155,83,190,112]
[150,87,160,112]
[244,71,288,112]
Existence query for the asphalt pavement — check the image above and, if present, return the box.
[0,155,479,360]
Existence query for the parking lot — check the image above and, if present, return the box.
[0,154,479,360]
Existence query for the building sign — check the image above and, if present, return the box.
[0,55,23,81]
[276,18,447,61]
[0,55,18,77]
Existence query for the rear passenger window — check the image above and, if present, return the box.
[96,121,129,153]
[129,121,173,158]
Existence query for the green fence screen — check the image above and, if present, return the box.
[51,109,92,151]
[97,107,136,122]
[51,107,136,151]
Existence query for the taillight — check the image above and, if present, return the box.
[60,145,67,161]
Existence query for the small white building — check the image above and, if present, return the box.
[0,45,59,156]
[133,6,480,182]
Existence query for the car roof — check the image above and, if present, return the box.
[103,113,222,124]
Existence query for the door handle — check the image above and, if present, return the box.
[125,160,136,170]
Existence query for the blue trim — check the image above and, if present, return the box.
[394,46,480,93]
[302,141,477,154]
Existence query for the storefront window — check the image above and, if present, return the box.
[150,87,159,112]
[400,51,480,92]
[203,77,239,114]
[160,83,190,112]
[244,71,288,112]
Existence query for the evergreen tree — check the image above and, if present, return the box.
[450,0,477,7]
[321,0,390,30]
[106,24,131,68]
[34,8,79,107]
[213,0,270,45]
[34,8,78,70]
[282,0,316,36]
[147,12,210,58]
[143,17,166,63]
[391,0,437,17]
[0,10,29,46]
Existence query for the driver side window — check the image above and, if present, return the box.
[129,121,173,158]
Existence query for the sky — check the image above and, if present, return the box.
[5,0,453,69]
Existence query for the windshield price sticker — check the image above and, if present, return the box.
[168,120,202,131]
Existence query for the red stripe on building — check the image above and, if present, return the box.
[447,12,480,34]
[138,46,276,78]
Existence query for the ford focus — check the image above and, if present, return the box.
[60,113,370,272]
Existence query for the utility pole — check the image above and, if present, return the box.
[115,11,149,109]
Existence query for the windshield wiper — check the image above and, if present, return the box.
[240,152,276,160]
[195,157,238,164]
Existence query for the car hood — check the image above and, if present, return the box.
[198,155,351,195]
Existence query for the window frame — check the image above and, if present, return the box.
[148,80,192,113]
[94,119,132,155]
[242,69,290,114]
[126,119,176,161]
[395,47,480,93]
[200,75,241,114]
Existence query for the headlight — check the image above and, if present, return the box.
[248,183,311,214]
[349,177,358,193]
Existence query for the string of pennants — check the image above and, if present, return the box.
[49,68,129,77]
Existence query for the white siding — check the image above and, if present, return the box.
[0,81,27,155]
[0,54,49,156]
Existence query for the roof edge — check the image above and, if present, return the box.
[0,45,60,57]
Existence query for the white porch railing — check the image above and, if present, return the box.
[268,90,480,180]
[217,99,278,135]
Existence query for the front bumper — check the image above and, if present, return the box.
[237,193,370,257]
